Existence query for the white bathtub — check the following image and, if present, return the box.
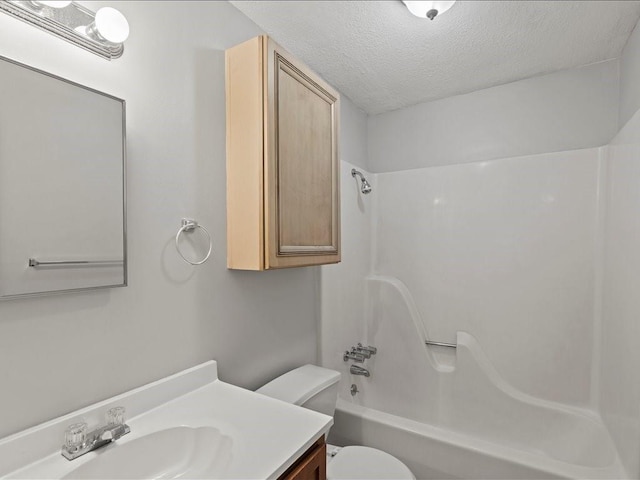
[326,276,626,480]
[330,399,625,480]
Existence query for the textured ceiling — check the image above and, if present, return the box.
[230,1,640,115]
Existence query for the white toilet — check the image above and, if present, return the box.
[256,364,415,480]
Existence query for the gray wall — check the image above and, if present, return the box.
[340,96,369,171]
[0,1,367,439]
[368,60,619,173]
[620,21,640,128]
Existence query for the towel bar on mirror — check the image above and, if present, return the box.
[28,259,123,267]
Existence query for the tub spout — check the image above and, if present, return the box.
[350,365,370,377]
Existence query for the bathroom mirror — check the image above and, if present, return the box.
[0,55,126,299]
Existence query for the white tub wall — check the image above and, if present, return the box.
[599,17,640,476]
[600,110,640,480]
[319,97,373,392]
[0,1,373,439]
[372,150,600,407]
[368,59,619,173]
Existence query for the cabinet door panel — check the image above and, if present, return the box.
[278,65,334,250]
[266,41,340,268]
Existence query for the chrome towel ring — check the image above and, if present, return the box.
[175,218,212,265]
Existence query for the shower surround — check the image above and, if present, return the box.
[322,120,640,478]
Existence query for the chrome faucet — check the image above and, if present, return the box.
[353,347,372,359]
[343,350,365,363]
[350,365,370,377]
[356,343,377,356]
[61,407,130,461]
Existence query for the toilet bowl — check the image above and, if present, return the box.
[327,446,415,480]
[256,364,415,480]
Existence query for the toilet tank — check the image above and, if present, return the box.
[256,364,341,417]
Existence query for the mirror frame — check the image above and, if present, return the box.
[0,55,127,300]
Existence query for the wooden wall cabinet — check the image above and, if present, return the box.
[226,36,341,270]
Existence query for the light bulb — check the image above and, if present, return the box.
[402,1,456,20]
[94,7,129,44]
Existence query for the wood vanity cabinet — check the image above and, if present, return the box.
[226,36,341,270]
[279,437,327,480]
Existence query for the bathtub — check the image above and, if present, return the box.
[325,276,626,479]
[330,399,625,480]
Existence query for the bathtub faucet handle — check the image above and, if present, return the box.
[353,345,372,358]
[344,350,365,363]
[357,343,377,355]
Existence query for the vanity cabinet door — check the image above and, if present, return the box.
[279,438,327,480]
[226,36,340,271]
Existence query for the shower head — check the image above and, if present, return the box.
[351,168,372,195]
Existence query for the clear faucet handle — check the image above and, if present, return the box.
[106,406,126,426]
[64,422,87,451]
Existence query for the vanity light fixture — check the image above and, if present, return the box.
[402,0,457,20]
[0,1,130,60]
[29,1,72,8]
[85,7,130,45]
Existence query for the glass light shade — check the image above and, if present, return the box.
[94,7,129,43]
[402,1,456,19]
[33,1,72,8]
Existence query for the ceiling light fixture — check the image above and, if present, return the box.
[0,1,129,60]
[402,1,457,20]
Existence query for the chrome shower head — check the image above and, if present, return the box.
[351,168,372,195]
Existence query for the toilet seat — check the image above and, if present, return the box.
[327,446,415,480]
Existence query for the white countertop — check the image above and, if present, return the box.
[0,361,332,479]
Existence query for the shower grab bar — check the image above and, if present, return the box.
[29,258,123,267]
[425,340,457,349]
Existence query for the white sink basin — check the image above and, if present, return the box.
[0,362,331,479]
[63,426,232,479]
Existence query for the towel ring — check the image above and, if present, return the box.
[175,218,212,265]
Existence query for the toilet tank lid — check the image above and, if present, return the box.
[256,364,341,406]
